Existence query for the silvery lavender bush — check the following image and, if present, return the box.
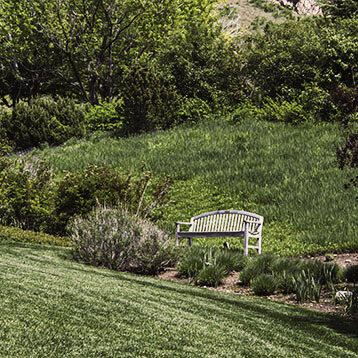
[68,206,178,275]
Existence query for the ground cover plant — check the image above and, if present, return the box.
[0,242,357,357]
[36,118,358,256]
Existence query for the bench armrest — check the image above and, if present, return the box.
[175,221,191,234]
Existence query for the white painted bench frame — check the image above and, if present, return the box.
[175,210,263,255]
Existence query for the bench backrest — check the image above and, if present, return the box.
[189,210,263,234]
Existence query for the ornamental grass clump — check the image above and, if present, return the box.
[196,264,227,288]
[251,274,277,296]
[344,265,358,285]
[68,206,177,275]
[177,246,207,280]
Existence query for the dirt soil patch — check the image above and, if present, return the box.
[156,252,358,320]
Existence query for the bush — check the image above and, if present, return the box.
[0,154,54,232]
[239,253,276,285]
[251,274,277,296]
[68,207,177,275]
[0,225,69,246]
[256,97,310,124]
[84,98,123,132]
[197,264,227,287]
[177,247,207,279]
[53,164,172,235]
[344,265,358,285]
[117,66,180,136]
[215,249,249,273]
[292,270,322,303]
[2,96,86,150]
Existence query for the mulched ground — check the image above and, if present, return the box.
[156,252,358,320]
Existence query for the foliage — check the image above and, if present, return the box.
[344,265,358,284]
[0,154,54,232]
[241,17,358,122]
[117,66,181,135]
[68,206,177,275]
[177,246,207,279]
[177,247,247,285]
[292,270,322,303]
[320,0,358,19]
[155,19,240,113]
[0,0,218,105]
[1,96,86,150]
[251,273,277,296]
[255,97,308,124]
[53,164,172,235]
[215,249,249,273]
[196,263,227,287]
[84,98,123,132]
[0,225,69,246]
[239,253,340,302]
[239,254,276,285]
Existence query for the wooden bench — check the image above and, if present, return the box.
[175,210,263,255]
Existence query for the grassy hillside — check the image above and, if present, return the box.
[0,242,357,357]
[36,119,358,256]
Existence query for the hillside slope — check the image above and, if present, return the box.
[39,119,358,256]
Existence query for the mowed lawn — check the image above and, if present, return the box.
[0,243,357,357]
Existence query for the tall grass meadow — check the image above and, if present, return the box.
[35,118,358,255]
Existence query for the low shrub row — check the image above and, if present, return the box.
[0,225,69,247]
[177,247,248,287]
[0,92,215,152]
[176,248,358,308]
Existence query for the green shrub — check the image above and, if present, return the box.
[178,96,211,124]
[0,155,54,232]
[196,263,227,287]
[117,66,180,136]
[256,97,309,124]
[239,253,276,285]
[215,249,249,273]
[0,225,69,246]
[276,271,296,294]
[292,270,322,303]
[344,265,358,285]
[251,274,277,296]
[3,96,86,150]
[68,207,177,275]
[53,164,172,235]
[177,247,207,279]
[84,98,123,132]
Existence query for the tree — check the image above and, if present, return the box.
[0,0,217,104]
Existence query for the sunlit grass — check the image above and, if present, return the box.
[0,243,357,357]
[37,119,358,255]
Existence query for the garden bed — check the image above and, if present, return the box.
[157,252,358,320]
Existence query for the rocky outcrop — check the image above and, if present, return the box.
[271,0,323,15]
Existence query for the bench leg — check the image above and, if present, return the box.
[257,237,262,254]
[188,237,193,247]
[244,225,248,256]
[175,234,179,246]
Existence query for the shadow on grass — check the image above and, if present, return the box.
[69,263,358,341]
[3,242,357,345]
